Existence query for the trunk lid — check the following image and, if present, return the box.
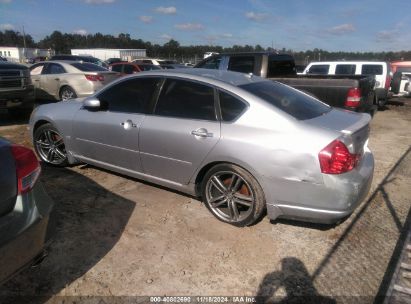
[305,108,371,154]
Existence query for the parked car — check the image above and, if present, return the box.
[30,69,374,227]
[160,63,188,69]
[390,61,411,74]
[109,62,143,75]
[50,55,108,68]
[0,137,54,284]
[302,61,391,107]
[391,71,411,96]
[29,60,120,101]
[0,61,35,117]
[195,53,376,113]
[104,58,125,65]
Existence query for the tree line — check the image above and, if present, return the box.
[1,29,411,64]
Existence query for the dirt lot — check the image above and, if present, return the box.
[0,98,410,303]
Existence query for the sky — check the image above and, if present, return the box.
[0,0,410,52]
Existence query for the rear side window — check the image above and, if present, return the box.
[98,78,159,113]
[110,64,123,73]
[307,65,330,74]
[267,55,296,77]
[219,91,247,122]
[71,63,108,71]
[335,64,356,75]
[155,79,216,121]
[239,81,331,120]
[228,56,255,74]
[361,65,383,75]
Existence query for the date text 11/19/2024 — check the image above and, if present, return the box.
[150,296,257,303]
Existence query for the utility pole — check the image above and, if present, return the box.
[22,25,27,63]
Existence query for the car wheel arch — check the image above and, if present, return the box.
[193,159,262,197]
[59,85,77,100]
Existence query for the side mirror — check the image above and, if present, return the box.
[83,97,101,110]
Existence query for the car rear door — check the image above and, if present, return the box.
[139,78,221,184]
[71,77,160,173]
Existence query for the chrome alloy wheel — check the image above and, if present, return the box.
[60,87,76,101]
[35,129,67,165]
[205,171,255,223]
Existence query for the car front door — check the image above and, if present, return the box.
[139,78,221,184]
[41,63,67,99]
[71,77,160,173]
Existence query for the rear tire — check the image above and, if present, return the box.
[33,123,69,167]
[59,86,77,101]
[201,164,266,227]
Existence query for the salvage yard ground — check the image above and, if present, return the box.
[0,98,410,303]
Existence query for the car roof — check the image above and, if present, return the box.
[135,68,265,87]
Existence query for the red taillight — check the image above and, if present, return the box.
[345,88,361,108]
[11,144,41,194]
[85,74,104,82]
[318,140,359,174]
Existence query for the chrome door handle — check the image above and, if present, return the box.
[54,78,60,81]
[121,120,137,129]
[191,128,213,138]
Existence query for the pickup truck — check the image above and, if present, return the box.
[0,62,35,117]
[195,52,376,113]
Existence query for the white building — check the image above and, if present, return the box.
[71,48,146,61]
[0,47,54,63]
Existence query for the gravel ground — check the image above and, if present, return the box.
[0,98,410,303]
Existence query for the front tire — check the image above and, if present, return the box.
[33,123,69,166]
[201,164,266,227]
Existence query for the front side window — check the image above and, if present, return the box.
[335,64,356,75]
[307,65,330,75]
[239,80,331,120]
[219,91,247,121]
[228,56,255,74]
[98,78,159,113]
[155,79,216,121]
[196,56,222,69]
[361,64,383,75]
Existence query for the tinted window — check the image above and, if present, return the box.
[124,64,135,74]
[268,55,296,77]
[307,65,330,74]
[71,63,108,71]
[110,64,123,73]
[397,67,411,73]
[98,78,159,113]
[155,79,216,121]
[335,64,356,75]
[239,81,331,120]
[46,63,66,74]
[219,91,247,121]
[361,64,383,75]
[228,56,255,73]
[197,56,222,69]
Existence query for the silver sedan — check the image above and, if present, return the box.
[29,69,374,226]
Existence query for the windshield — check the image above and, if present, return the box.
[239,81,331,120]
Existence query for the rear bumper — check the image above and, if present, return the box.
[264,149,374,224]
[0,182,54,284]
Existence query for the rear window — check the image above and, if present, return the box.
[307,65,330,75]
[239,81,331,120]
[71,63,108,71]
[335,64,356,75]
[361,64,383,75]
[267,55,296,77]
